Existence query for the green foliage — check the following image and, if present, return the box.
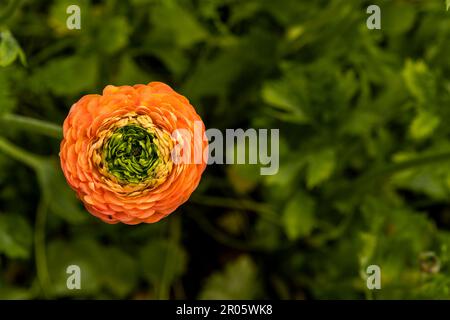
[31,55,98,95]
[149,0,208,48]
[0,213,32,259]
[0,69,17,115]
[139,239,187,289]
[306,149,336,189]
[0,0,450,300]
[37,159,87,224]
[199,256,261,299]
[0,30,25,67]
[282,192,315,240]
[47,237,138,297]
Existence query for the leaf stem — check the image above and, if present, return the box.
[350,151,450,193]
[0,137,50,297]
[190,194,280,225]
[0,136,43,169]
[34,196,50,298]
[29,38,74,67]
[0,0,23,24]
[188,211,265,251]
[1,114,63,139]
[157,216,181,300]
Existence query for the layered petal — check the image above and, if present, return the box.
[60,82,208,224]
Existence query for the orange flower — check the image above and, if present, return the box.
[59,82,208,224]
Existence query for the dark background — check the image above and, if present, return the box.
[0,0,450,299]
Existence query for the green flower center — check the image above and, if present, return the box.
[103,125,160,184]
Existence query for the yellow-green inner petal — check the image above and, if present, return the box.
[90,113,175,194]
[103,125,160,184]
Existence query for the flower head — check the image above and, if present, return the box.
[60,82,207,224]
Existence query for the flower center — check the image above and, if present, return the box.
[103,125,160,184]
[90,113,175,194]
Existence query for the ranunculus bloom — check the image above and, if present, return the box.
[60,82,208,224]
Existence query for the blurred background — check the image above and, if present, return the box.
[0,0,450,299]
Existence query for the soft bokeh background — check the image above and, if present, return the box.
[0,0,450,299]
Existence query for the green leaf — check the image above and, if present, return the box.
[0,69,17,115]
[358,232,377,269]
[146,45,189,77]
[0,30,26,67]
[262,80,309,123]
[47,239,100,295]
[47,238,138,297]
[182,46,244,98]
[262,81,298,112]
[447,0,450,10]
[139,239,187,287]
[183,30,277,100]
[115,55,151,86]
[402,60,435,105]
[96,17,130,54]
[149,1,207,48]
[409,111,440,140]
[0,286,34,299]
[282,192,316,240]
[264,137,305,189]
[392,166,450,200]
[31,55,98,95]
[227,1,261,25]
[252,217,282,250]
[358,197,437,298]
[226,164,261,194]
[264,157,305,189]
[199,256,261,299]
[383,2,416,36]
[0,213,32,259]
[37,159,88,224]
[226,137,262,194]
[306,149,336,189]
[97,247,138,297]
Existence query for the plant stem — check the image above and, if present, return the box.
[0,137,50,297]
[0,136,43,169]
[29,38,74,67]
[327,151,450,201]
[1,114,63,139]
[372,152,450,178]
[348,151,450,194]
[188,211,265,251]
[191,194,280,225]
[35,196,50,298]
[0,0,23,24]
[157,216,182,300]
